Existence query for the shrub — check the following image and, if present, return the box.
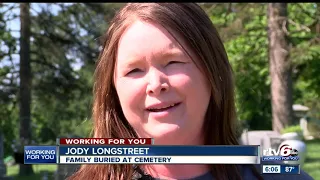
[281,125,302,134]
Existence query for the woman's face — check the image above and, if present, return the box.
[114,20,211,145]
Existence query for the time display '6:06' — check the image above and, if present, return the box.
[262,165,281,174]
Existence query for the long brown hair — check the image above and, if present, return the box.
[69,3,262,180]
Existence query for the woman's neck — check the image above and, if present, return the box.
[139,131,208,179]
[141,164,210,180]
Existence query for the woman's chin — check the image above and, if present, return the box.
[145,124,183,145]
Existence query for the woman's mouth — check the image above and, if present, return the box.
[146,103,181,112]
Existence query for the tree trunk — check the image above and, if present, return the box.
[267,3,294,133]
[19,3,34,176]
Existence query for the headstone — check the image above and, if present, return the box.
[300,117,312,139]
[40,170,49,180]
[293,104,309,118]
[55,135,81,180]
[0,133,13,180]
[240,130,283,155]
[308,120,320,139]
[55,164,80,180]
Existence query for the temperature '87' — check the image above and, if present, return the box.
[285,166,295,172]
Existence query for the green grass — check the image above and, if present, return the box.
[6,164,57,180]
[303,139,320,180]
[5,140,320,179]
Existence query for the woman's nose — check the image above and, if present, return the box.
[146,68,169,96]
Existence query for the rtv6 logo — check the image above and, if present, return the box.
[263,144,298,157]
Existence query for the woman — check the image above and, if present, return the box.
[69,3,313,180]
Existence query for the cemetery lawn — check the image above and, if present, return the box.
[5,140,320,180]
[6,164,57,180]
[303,139,320,180]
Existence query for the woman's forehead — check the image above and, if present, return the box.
[117,21,181,58]
[115,20,198,67]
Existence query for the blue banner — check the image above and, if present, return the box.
[59,145,259,156]
[280,164,300,175]
[24,146,57,164]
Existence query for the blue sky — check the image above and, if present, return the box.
[3,3,64,40]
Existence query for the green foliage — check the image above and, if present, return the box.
[0,3,20,158]
[0,3,123,157]
[7,164,57,180]
[206,3,272,130]
[281,125,302,134]
[288,4,320,136]
[303,139,320,179]
[290,4,320,116]
[204,3,320,130]
[38,126,56,144]
[0,3,319,158]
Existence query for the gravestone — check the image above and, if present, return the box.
[293,104,320,139]
[55,164,80,180]
[0,133,13,180]
[293,104,309,122]
[240,130,283,155]
[40,170,49,180]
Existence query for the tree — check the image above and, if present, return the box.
[19,2,34,175]
[204,3,273,130]
[203,3,319,131]
[288,3,320,120]
[1,3,124,158]
[28,3,123,137]
[0,3,20,157]
[267,3,294,133]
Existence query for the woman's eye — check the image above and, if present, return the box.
[126,68,142,75]
[167,61,182,66]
